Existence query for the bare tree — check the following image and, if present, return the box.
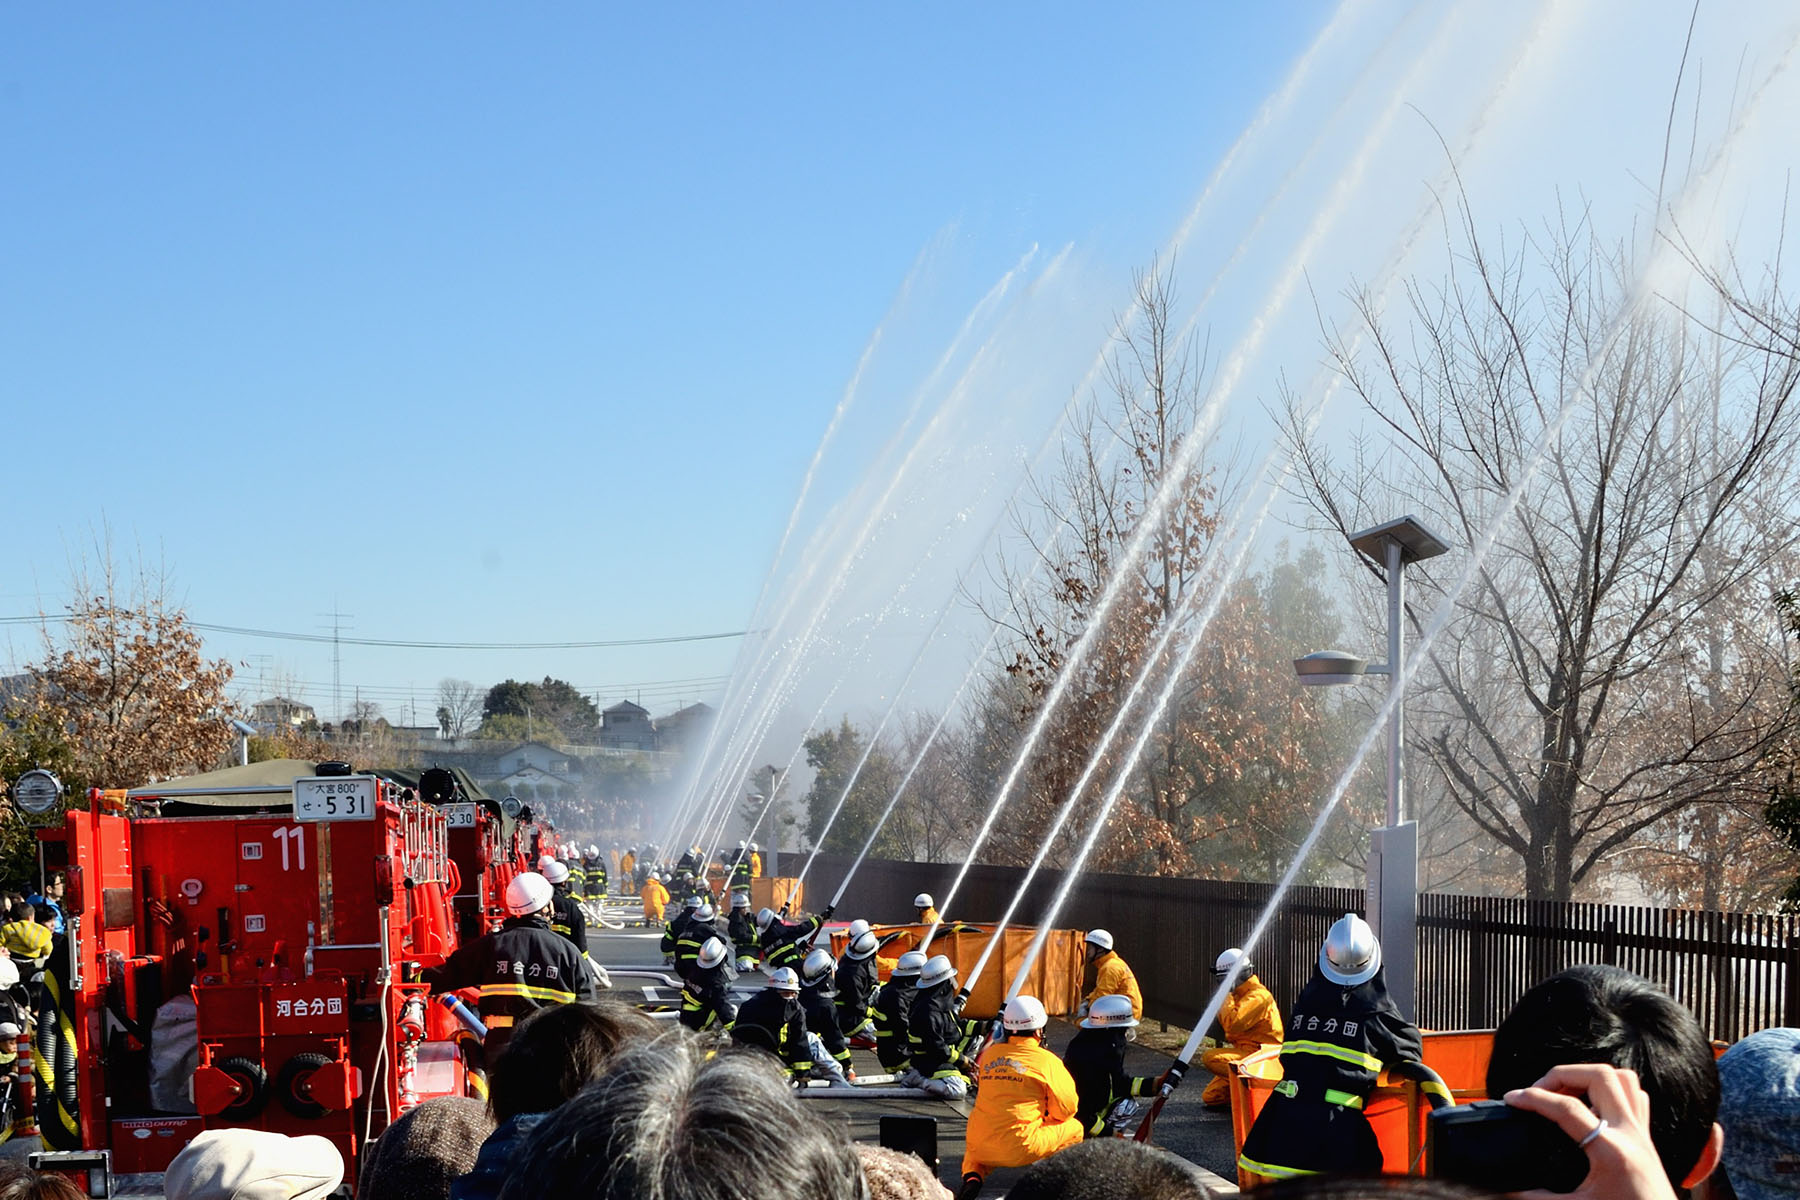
[436,678,483,741]
[1287,206,1800,901]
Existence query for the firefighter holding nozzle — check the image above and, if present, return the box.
[420,872,593,1067]
[1235,913,1443,1183]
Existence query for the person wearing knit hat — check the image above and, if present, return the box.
[164,1129,344,1200]
[357,1096,493,1200]
[855,1145,953,1200]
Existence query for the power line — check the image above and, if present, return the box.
[0,614,749,650]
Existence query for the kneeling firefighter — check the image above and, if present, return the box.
[421,872,593,1066]
[679,937,737,1033]
[729,968,813,1082]
[958,995,1084,1200]
[907,954,980,1098]
[1236,913,1444,1182]
[1199,947,1283,1106]
[873,950,926,1075]
[799,948,851,1083]
[1062,994,1160,1138]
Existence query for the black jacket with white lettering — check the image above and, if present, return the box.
[421,915,592,1021]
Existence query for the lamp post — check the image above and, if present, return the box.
[1294,514,1449,1020]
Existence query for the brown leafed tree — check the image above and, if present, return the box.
[25,573,237,789]
[977,260,1368,881]
[1286,204,1800,902]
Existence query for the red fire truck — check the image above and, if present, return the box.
[25,760,540,1182]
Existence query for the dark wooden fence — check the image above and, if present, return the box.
[791,852,1800,1041]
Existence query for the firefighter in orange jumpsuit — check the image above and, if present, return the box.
[957,995,1084,1200]
[1080,929,1142,1020]
[641,873,670,926]
[1200,947,1284,1106]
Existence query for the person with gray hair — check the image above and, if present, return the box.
[498,1033,866,1200]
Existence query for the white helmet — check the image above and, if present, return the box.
[660,872,672,883]
[913,893,934,910]
[737,840,747,849]
[892,950,927,979]
[730,892,751,909]
[749,842,759,852]
[1081,994,1139,1030]
[504,872,554,917]
[1320,913,1381,986]
[1085,929,1114,952]
[0,957,18,989]
[756,907,777,932]
[588,844,600,858]
[846,930,879,961]
[540,859,571,886]
[684,895,704,911]
[536,853,557,871]
[696,903,715,922]
[847,919,872,940]
[698,937,728,970]
[1214,947,1252,980]
[628,845,637,853]
[801,948,835,985]
[916,954,956,989]
[769,967,800,994]
[1002,995,1048,1033]
[734,956,758,972]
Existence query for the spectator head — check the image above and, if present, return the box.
[164,1129,344,1200]
[854,1145,949,1200]
[1006,1140,1213,1200]
[7,901,31,923]
[1712,1027,1800,1200]
[356,1095,492,1200]
[32,905,53,927]
[1486,965,1721,1189]
[499,1033,864,1200]
[44,873,64,901]
[0,1170,89,1200]
[487,999,656,1122]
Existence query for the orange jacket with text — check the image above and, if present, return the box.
[961,1036,1085,1177]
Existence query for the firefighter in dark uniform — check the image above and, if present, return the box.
[1063,994,1160,1137]
[834,926,880,1039]
[679,936,737,1033]
[1236,913,1444,1182]
[676,902,721,981]
[421,872,592,1067]
[661,894,702,964]
[583,845,606,903]
[873,951,925,1074]
[756,906,829,973]
[800,949,851,1082]
[540,857,599,985]
[726,892,758,963]
[730,968,813,1081]
[729,841,753,894]
[908,954,981,1097]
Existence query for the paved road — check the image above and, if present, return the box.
[589,917,1239,1195]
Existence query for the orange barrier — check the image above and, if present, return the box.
[751,876,803,914]
[1228,1029,1495,1189]
[827,923,1086,1018]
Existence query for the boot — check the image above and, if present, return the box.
[957,1173,983,1200]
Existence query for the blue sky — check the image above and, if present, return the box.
[1,3,1328,723]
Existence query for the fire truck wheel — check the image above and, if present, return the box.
[218,1056,270,1118]
[275,1052,334,1119]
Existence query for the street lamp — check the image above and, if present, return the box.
[1295,514,1450,1020]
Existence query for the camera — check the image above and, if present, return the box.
[1428,1100,1590,1194]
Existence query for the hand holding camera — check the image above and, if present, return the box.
[1503,1063,1678,1200]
